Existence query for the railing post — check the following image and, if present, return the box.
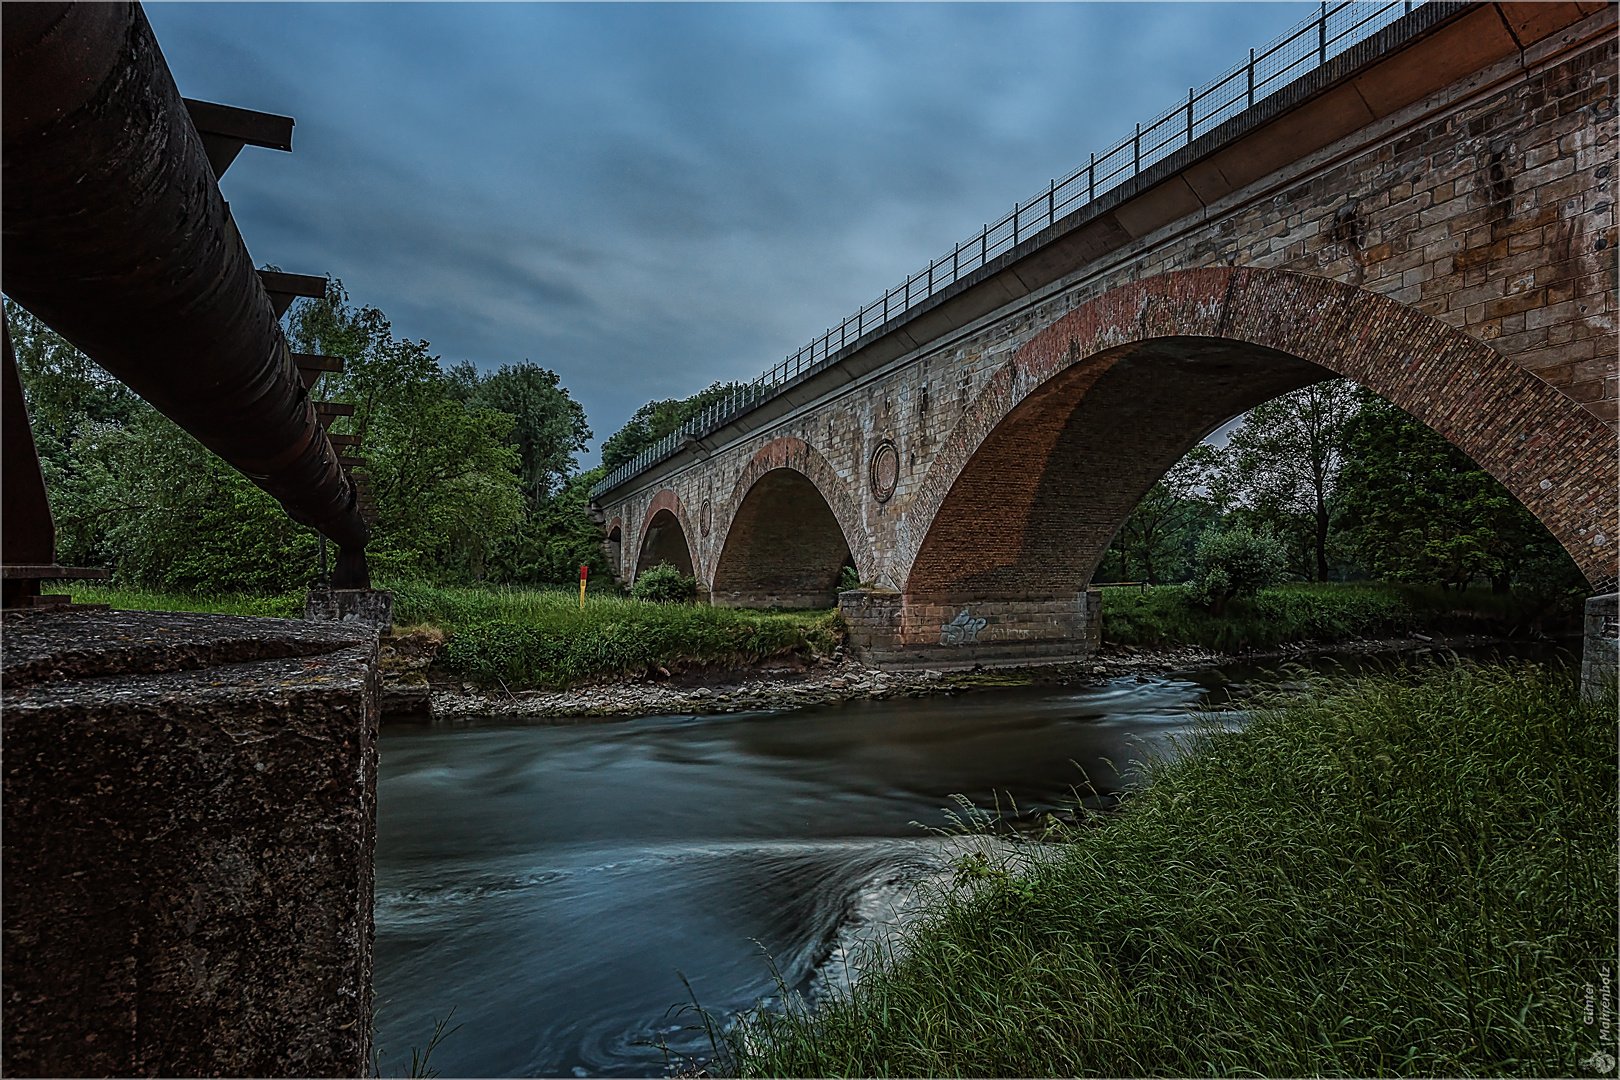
[1319,0,1327,65]
[883,289,889,321]
[1134,123,1140,175]
[1089,153,1095,202]
[904,275,910,307]
[1012,204,1019,246]
[1048,178,1055,225]
[1186,87,1194,144]
[953,241,959,279]
[927,259,933,295]
[1248,48,1255,108]
[981,225,987,266]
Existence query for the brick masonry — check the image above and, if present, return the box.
[600,5,1618,667]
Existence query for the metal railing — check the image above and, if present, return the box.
[593,0,1429,500]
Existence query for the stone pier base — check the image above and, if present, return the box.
[2,609,379,1077]
[840,589,1100,670]
[1582,593,1618,702]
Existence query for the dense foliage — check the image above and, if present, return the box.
[1100,380,1589,605]
[628,562,700,604]
[734,660,1617,1077]
[1099,580,1572,652]
[1188,522,1288,613]
[9,284,604,591]
[598,380,749,472]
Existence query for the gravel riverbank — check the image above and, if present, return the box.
[391,629,1534,722]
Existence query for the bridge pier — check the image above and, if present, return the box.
[839,589,1100,671]
[1582,593,1618,703]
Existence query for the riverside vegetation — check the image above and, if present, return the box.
[61,578,840,690]
[730,659,1617,1078]
[64,576,1576,691]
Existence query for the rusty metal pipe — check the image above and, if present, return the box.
[2,2,371,587]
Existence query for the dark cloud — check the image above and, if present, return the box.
[146,2,1313,461]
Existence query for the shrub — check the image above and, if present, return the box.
[837,565,861,591]
[629,562,699,604]
[1191,524,1287,613]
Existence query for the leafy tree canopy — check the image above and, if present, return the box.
[599,381,749,473]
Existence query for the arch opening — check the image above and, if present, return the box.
[635,508,694,579]
[903,269,1616,605]
[713,467,853,608]
[909,337,1330,600]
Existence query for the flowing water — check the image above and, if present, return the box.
[371,649,1566,1078]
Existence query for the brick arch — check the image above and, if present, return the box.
[709,437,873,607]
[904,267,1617,596]
[634,489,698,581]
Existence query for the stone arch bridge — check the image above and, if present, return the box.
[593,2,1617,668]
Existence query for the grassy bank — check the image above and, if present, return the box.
[1100,581,1574,652]
[56,581,840,691]
[734,660,1617,1077]
[389,582,839,689]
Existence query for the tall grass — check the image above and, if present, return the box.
[1101,581,1570,652]
[54,580,841,690]
[734,660,1617,1077]
[48,582,305,618]
[390,581,840,689]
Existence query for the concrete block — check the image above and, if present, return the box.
[2,609,379,1077]
[305,588,394,629]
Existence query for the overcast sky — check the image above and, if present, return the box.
[147,2,1313,465]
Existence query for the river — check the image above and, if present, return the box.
[370,649,1562,1078]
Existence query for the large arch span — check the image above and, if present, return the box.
[904,267,1617,600]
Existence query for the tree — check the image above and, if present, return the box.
[1215,380,1360,582]
[6,299,140,439]
[599,381,749,473]
[1335,390,1583,593]
[447,361,591,502]
[1190,523,1288,615]
[286,282,525,583]
[1103,443,1223,584]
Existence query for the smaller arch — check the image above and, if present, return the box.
[709,438,870,608]
[635,491,697,582]
[713,469,852,608]
[709,437,874,583]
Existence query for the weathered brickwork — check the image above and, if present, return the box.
[602,7,1618,668]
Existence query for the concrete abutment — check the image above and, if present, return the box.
[1,610,378,1077]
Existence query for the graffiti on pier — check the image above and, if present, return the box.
[939,608,988,646]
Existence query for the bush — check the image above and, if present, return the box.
[837,565,861,591]
[1191,524,1288,613]
[629,562,699,604]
